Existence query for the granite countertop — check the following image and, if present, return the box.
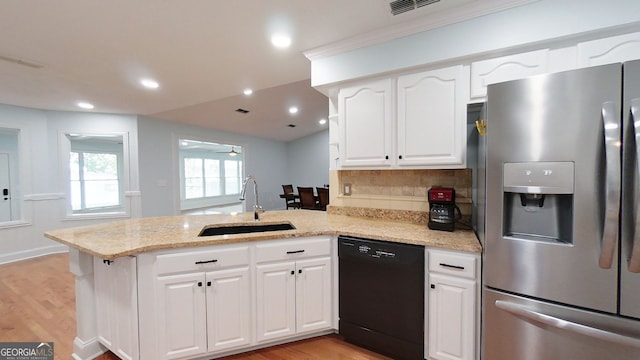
[44,210,482,260]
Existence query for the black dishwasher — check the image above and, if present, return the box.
[338,236,424,360]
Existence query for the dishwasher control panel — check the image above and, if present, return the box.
[338,236,423,265]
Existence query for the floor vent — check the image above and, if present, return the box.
[389,0,440,15]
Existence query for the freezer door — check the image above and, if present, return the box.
[485,64,621,313]
[621,59,640,320]
[483,289,640,360]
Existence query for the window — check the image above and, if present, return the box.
[67,134,124,214]
[179,139,244,210]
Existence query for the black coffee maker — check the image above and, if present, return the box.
[428,187,461,232]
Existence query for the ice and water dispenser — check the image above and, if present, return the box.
[502,162,574,244]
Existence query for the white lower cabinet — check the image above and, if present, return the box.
[427,249,479,360]
[94,257,139,360]
[255,237,333,343]
[133,237,333,360]
[156,267,250,359]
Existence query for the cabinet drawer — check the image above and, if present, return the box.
[428,249,476,279]
[255,237,331,263]
[155,245,249,275]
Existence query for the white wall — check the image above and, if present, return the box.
[0,103,140,263]
[310,0,640,86]
[137,115,302,215]
[286,130,329,190]
[0,108,327,263]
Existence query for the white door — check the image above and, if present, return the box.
[206,267,251,353]
[295,257,332,334]
[0,153,11,222]
[397,65,468,168]
[157,273,207,360]
[428,273,476,360]
[339,79,393,168]
[256,261,296,342]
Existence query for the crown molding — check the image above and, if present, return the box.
[304,0,539,61]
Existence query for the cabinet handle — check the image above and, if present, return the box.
[430,284,435,289]
[197,282,203,287]
[103,260,113,266]
[195,259,218,264]
[439,262,465,270]
[290,270,295,275]
[207,281,212,287]
[298,269,302,274]
[286,250,305,254]
[399,155,403,160]
[385,155,389,160]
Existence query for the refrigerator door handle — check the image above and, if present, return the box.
[495,300,640,349]
[600,101,620,269]
[630,99,640,273]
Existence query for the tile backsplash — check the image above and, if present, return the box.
[330,169,473,223]
[339,169,472,199]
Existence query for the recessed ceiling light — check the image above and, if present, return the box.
[140,79,159,89]
[243,88,253,96]
[289,106,298,114]
[319,118,327,125]
[271,34,292,48]
[77,102,94,109]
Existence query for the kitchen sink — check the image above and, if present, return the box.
[198,222,296,236]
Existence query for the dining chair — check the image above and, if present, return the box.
[297,187,318,210]
[282,184,300,209]
[316,187,329,211]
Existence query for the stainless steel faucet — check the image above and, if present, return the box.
[239,175,264,221]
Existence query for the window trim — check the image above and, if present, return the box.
[61,131,131,220]
[178,143,244,211]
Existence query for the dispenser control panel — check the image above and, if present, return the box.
[428,188,455,202]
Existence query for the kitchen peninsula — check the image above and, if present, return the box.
[45,210,481,360]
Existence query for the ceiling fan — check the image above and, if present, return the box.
[217,147,239,156]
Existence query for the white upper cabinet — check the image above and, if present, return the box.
[338,79,393,168]
[397,65,468,168]
[337,66,468,169]
[578,32,640,67]
[470,49,549,99]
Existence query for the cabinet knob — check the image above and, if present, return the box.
[298,269,302,274]
[198,282,203,287]
[399,155,403,160]
[207,281,212,287]
[290,270,295,275]
[430,284,435,289]
[385,155,389,160]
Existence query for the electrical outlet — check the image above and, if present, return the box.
[344,183,351,196]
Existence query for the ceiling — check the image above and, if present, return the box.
[0,0,531,142]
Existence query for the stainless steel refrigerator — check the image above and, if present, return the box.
[483,61,640,359]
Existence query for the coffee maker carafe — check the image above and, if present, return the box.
[428,187,461,232]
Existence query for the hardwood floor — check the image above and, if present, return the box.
[0,253,392,360]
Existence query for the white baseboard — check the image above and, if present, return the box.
[0,244,69,265]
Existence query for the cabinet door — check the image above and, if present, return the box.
[295,257,332,334]
[338,79,393,168]
[94,257,139,360]
[256,261,296,342]
[156,273,207,360]
[397,65,468,168]
[428,273,475,360]
[206,267,251,353]
[578,32,640,67]
[470,49,549,99]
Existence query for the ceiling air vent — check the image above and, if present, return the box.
[389,0,440,15]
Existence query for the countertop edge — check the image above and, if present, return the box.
[44,212,482,260]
